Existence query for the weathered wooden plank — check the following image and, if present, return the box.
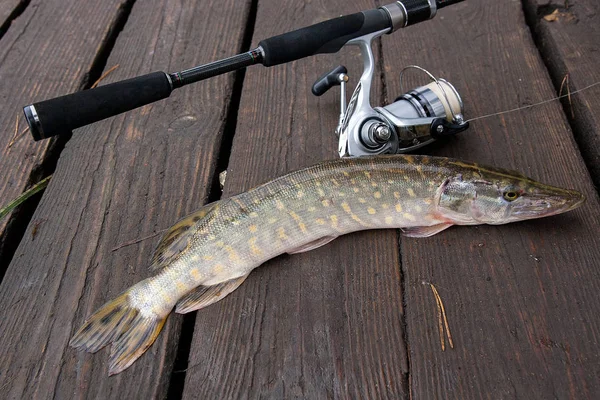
[523,0,600,187]
[0,0,25,34]
[381,0,600,398]
[0,0,251,398]
[0,0,128,275]
[183,1,408,399]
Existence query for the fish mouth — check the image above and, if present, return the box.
[546,189,585,215]
[562,190,586,211]
[512,188,585,219]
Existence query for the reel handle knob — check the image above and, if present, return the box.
[312,65,348,96]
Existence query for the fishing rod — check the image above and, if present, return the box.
[24,0,466,155]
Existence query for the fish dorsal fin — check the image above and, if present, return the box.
[287,235,338,254]
[149,201,220,272]
[175,274,250,314]
[401,223,453,238]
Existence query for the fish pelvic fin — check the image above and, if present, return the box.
[69,292,168,376]
[175,274,250,314]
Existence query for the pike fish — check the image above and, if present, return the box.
[70,155,584,375]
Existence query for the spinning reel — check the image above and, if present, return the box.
[313,17,468,157]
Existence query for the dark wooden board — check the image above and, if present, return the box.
[0,0,128,271]
[523,0,600,188]
[183,1,409,399]
[0,0,251,398]
[381,0,600,398]
[0,0,24,33]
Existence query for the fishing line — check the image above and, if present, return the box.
[465,81,600,123]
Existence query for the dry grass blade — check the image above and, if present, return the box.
[0,175,52,221]
[423,281,454,351]
[558,73,575,119]
[566,76,574,119]
[111,229,167,252]
[559,74,568,97]
[91,64,120,89]
[7,116,30,149]
[433,284,445,350]
[430,284,454,349]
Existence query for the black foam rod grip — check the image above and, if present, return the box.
[258,9,391,67]
[25,71,172,140]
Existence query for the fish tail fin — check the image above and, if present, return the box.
[69,291,167,375]
[108,312,166,375]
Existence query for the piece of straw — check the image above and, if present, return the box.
[91,64,119,89]
[423,281,454,351]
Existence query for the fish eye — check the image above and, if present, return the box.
[503,191,519,201]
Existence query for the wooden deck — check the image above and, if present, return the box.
[0,0,599,398]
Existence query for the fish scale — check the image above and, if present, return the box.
[69,155,584,375]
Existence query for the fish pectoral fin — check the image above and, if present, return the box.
[175,274,250,314]
[401,223,453,238]
[287,236,338,254]
[69,291,167,376]
[150,201,221,272]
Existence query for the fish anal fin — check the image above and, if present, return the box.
[401,223,453,238]
[175,274,250,314]
[150,201,219,272]
[287,236,338,254]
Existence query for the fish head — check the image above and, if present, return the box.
[436,165,585,225]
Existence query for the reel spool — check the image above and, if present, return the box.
[378,66,466,152]
[313,35,469,158]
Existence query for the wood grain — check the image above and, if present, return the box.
[381,0,600,398]
[0,0,251,398]
[0,0,127,273]
[0,0,26,33]
[182,1,409,399]
[523,0,600,188]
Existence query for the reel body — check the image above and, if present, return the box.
[313,29,469,157]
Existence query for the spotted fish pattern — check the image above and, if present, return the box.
[70,155,584,375]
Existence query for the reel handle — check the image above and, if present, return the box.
[312,65,348,96]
